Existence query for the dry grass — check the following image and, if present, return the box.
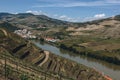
[79,42,120,51]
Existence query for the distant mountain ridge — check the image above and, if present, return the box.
[66,14,120,39]
[0,12,69,28]
[0,12,120,39]
[0,12,120,29]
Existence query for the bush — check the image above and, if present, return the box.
[40,38,44,42]
[20,74,29,80]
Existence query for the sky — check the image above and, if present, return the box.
[0,0,120,22]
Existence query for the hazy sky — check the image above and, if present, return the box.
[0,0,120,22]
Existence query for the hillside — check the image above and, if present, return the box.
[0,13,68,29]
[0,22,20,31]
[0,12,120,64]
[1,12,119,39]
[67,15,120,38]
[0,28,106,80]
[0,13,120,80]
[56,15,120,65]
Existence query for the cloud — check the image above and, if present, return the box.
[26,10,48,15]
[106,0,120,3]
[58,15,80,22]
[33,0,120,7]
[59,15,72,21]
[33,1,105,7]
[25,10,106,22]
[57,14,106,22]
[94,13,106,18]
[59,15,68,19]
[53,14,80,22]
[83,13,106,22]
[25,10,80,22]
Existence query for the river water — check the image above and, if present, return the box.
[33,41,120,80]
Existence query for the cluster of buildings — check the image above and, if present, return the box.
[45,38,58,42]
[14,29,60,42]
[14,29,36,39]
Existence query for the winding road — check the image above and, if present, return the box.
[0,29,8,36]
[39,51,49,66]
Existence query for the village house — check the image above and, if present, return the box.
[14,29,36,39]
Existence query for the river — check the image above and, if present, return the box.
[32,41,120,80]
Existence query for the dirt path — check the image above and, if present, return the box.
[0,29,8,36]
[39,51,49,66]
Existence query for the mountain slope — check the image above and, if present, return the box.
[0,13,68,29]
[0,28,106,80]
[0,22,20,31]
[67,15,120,38]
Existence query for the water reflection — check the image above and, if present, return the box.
[32,40,120,80]
[60,49,120,70]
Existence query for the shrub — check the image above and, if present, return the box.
[20,74,29,80]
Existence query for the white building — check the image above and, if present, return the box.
[14,29,36,39]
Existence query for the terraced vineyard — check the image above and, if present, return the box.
[0,29,106,80]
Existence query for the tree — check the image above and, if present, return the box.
[40,38,44,42]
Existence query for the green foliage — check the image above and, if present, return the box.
[35,28,48,31]
[0,30,5,37]
[6,67,12,77]
[114,15,120,21]
[104,25,112,28]
[20,74,29,80]
[0,22,19,31]
[40,38,44,42]
[59,42,120,65]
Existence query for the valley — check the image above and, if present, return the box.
[0,13,120,80]
[0,28,106,80]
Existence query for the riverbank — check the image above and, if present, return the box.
[58,43,120,65]
[32,41,120,80]
[36,40,120,65]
